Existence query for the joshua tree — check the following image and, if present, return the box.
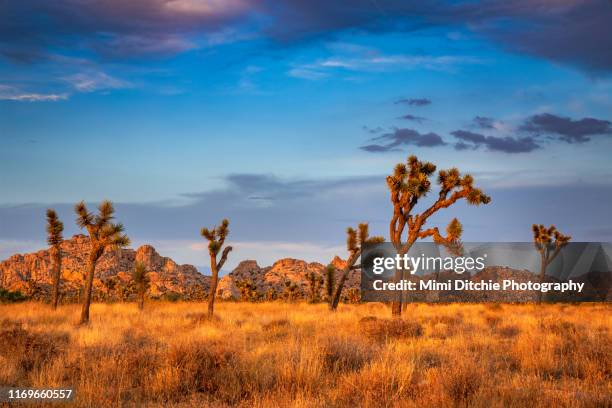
[103,277,117,301]
[237,280,259,302]
[386,155,490,317]
[347,288,361,304]
[532,224,571,303]
[75,200,130,324]
[265,287,277,301]
[330,223,384,311]
[132,261,150,310]
[46,209,64,309]
[306,272,323,303]
[325,264,335,303]
[283,280,299,302]
[200,219,232,318]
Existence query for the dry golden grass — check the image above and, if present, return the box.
[1,302,611,407]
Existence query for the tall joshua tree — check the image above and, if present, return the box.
[330,223,384,311]
[532,224,571,303]
[201,219,232,318]
[325,264,335,303]
[75,200,130,324]
[132,261,150,310]
[386,155,491,317]
[46,209,64,309]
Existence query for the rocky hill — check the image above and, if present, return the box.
[0,236,359,303]
[216,255,359,300]
[0,235,211,302]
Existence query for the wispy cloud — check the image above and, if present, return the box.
[0,85,67,102]
[289,53,481,80]
[64,71,132,92]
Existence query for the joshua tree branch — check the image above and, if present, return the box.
[216,246,233,271]
[420,190,467,224]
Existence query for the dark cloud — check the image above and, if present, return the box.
[520,113,612,143]
[472,116,495,129]
[1,0,610,73]
[361,128,446,152]
[362,125,384,134]
[261,0,612,74]
[451,130,540,153]
[0,0,248,61]
[483,0,612,74]
[395,98,431,106]
[399,114,427,123]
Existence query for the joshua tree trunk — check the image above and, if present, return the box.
[391,267,404,317]
[208,259,219,318]
[538,256,547,304]
[51,248,62,310]
[138,292,144,310]
[391,246,409,318]
[330,252,359,311]
[80,253,98,324]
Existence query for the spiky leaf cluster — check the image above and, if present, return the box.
[74,200,130,251]
[46,209,64,248]
[200,219,229,255]
[132,261,150,286]
[532,224,571,252]
[386,155,437,205]
[347,223,384,253]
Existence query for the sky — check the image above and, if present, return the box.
[1,0,612,271]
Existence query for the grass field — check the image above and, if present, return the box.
[1,302,610,407]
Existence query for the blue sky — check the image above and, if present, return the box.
[1,0,612,270]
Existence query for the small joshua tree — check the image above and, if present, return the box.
[103,277,117,302]
[386,155,490,317]
[283,280,299,302]
[265,287,277,301]
[75,200,129,324]
[46,209,64,309]
[325,264,335,303]
[330,223,384,311]
[532,224,571,303]
[306,272,323,303]
[346,288,361,304]
[237,280,259,302]
[132,261,150,310]
[201,219,232,318]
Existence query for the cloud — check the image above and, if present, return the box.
[2,0,609,76]
[520,113,612,143]
[472,116,495,129]
[451,130,540,153]
[0,0,250,62]
[360,128,446,152]
[395,98,431,106]
[260,0,612,74]
[399,114,427,123]
[64,71,132,92]
[482,0,612,74]
[288,53,479,80]
[0,85,67,102]
[287,67,329,80]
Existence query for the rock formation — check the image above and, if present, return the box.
[0,235,210,302]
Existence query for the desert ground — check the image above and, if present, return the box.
[1,302,610,407]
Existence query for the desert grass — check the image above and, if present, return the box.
[0,302,610,407]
